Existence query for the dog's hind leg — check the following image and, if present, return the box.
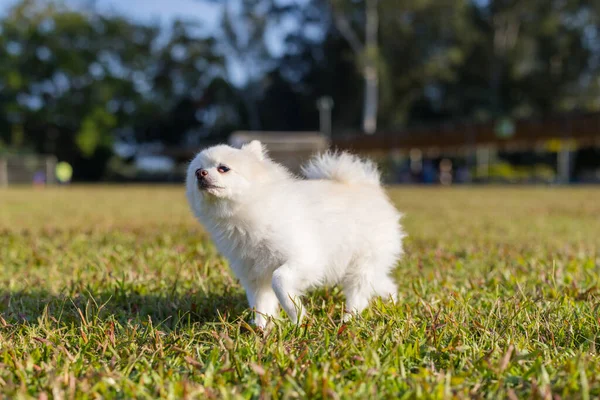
[342,256,398,322]
[341,270,374,322]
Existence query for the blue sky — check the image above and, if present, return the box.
[0,0,220,27]
[0,0,286,50]
[0,0,290,84]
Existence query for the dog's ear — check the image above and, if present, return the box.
[241,140,266,160]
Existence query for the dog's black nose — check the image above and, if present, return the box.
[195,169,208,179]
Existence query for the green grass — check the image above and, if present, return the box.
[1,186,599,399]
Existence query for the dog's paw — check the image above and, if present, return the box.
[342,312,355,323]
[251,315,273,331]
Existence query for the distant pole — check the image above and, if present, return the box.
[466,125,475,183]
[0,158,8,187]
[363,0,379,134]
[317,96,334,141]
[476,147,490,182]
[46,156,57,185]
[557,118,574,184]
[557,147,571,184]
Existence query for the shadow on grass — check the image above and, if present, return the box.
[0,288,249,330]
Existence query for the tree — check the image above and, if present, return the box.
[269,0,600,131]
[0,0,226,179]
[331,0,380,133]
[269,0,474,130]
[223,1,266,130]
[437,0,600,121]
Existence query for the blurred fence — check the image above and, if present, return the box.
[229,131,329,172]
[333,112,600,152]
[332,112,600,184]
[0,155,57,186]
[162,131,330,174]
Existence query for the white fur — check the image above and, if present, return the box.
[186,142,405,328]
[302,151,381,185]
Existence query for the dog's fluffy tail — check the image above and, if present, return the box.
[301,151,381,185]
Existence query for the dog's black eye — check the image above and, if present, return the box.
[217,165,230,173]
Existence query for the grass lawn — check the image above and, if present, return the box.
[1,186,599,399]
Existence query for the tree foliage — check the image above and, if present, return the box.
[1,0,599,179]
[0,0,226,179]
[263,0,600,129]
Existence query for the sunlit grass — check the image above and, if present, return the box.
[1,185,599,398]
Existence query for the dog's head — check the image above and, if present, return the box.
[186,141,287,205]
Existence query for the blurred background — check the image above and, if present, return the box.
[0,0,599,185]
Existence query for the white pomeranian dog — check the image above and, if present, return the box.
[186,141,404,328]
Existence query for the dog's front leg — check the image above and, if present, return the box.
[239,275,280,329]
[271,263,310,325]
